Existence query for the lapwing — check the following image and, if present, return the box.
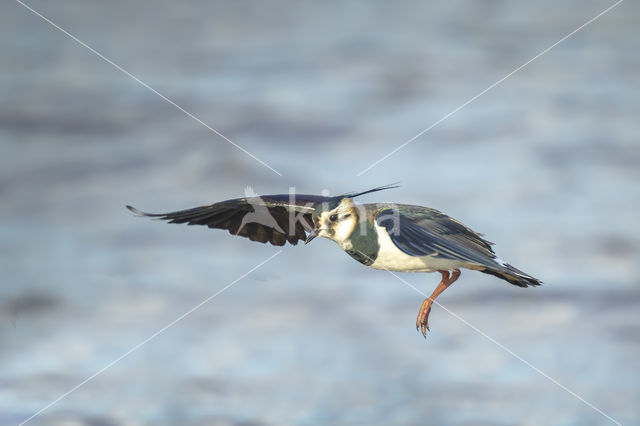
[127,184,541,337]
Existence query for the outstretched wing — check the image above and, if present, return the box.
[127,194,330,246]
[375,205,496,264]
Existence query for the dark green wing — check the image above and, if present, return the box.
[127,194,329,246]
[375,205,495,263]
[375,205,541,287]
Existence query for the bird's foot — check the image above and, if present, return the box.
[416,298,434,338]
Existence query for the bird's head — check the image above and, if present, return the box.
[305,197,358,245]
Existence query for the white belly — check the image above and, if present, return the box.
[369,223,461,272]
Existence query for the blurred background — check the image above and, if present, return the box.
[1,0,639,425]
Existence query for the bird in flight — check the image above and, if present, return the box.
[127,184,540,337]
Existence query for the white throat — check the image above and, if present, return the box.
[332,218,356,245]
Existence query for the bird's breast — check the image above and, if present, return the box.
[338,219,380,266]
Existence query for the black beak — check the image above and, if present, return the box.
[305,228,319,244]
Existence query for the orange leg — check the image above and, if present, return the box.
[416,269,461,337]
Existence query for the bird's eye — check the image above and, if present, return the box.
[329,214,338,222]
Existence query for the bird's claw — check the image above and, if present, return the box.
[416,303,432,338]
[414,271,461,338]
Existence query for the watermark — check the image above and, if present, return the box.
[233,186,403,241]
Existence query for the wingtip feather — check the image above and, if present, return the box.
[126,205,157,217]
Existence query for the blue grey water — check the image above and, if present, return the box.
[1,1,639,425]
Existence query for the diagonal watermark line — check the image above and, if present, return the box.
[384,267,622,426]
[14,0,283,177]
[356,0,625,176]
[349,248,620,425]
[19,250,283,426]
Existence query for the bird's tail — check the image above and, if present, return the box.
[481,262,542,288]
